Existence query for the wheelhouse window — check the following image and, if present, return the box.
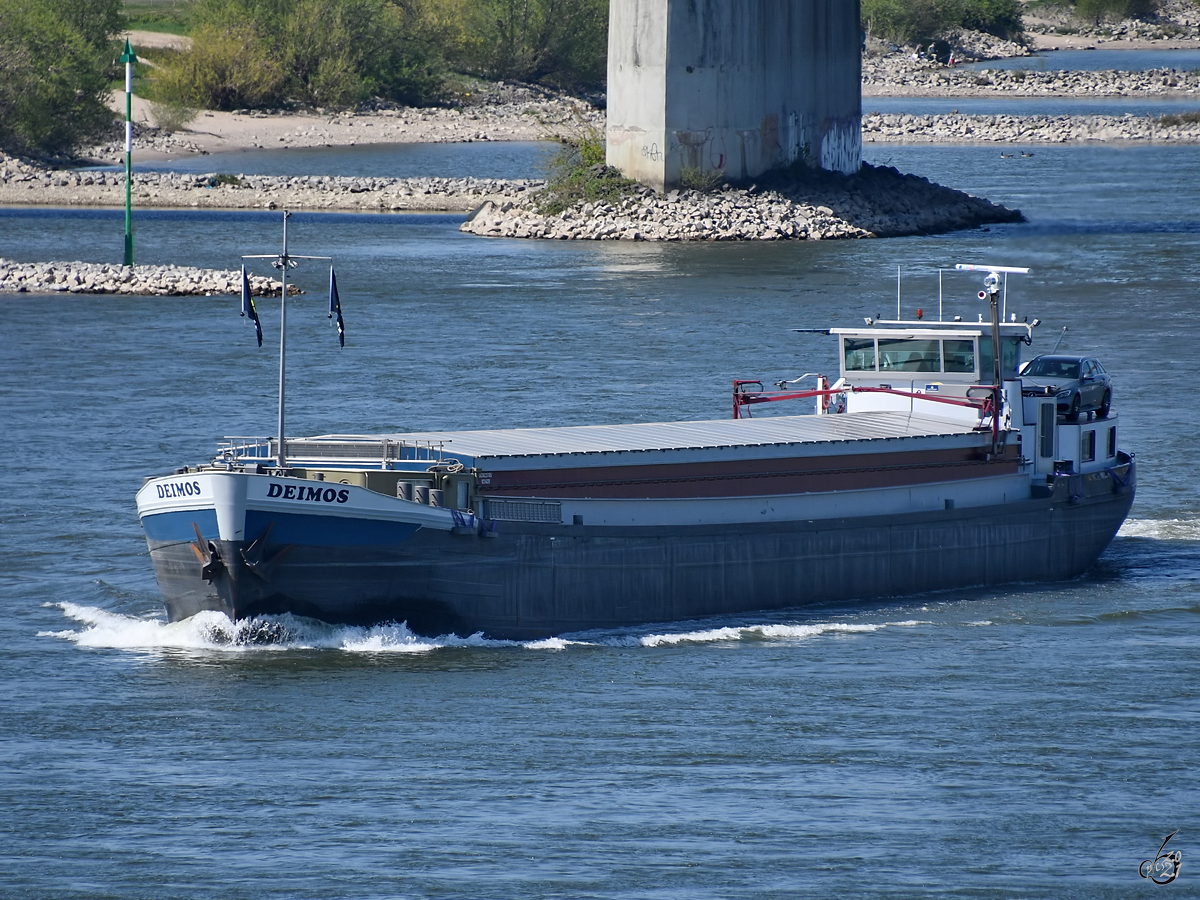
[878,338,941,372]
[844,337,876,371]
[943,339,975,373]
[979,337,1023,381]
[1082,429,1096,463]
[841,336,979,376]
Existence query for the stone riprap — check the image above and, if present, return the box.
[940,28,1030,61]
[0,158,541,211]
[864,112,1200,143]
[460,164,1022,242]
[863,58,1200,97]
[1024,0,1200,43]
[0,259,288,296]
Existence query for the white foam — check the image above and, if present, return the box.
[40,603,261,651]
[40,603,492,654]
[41,603,930,655]
[1118,518,1200,541]
[639,619,927,647]
[522,637,584,651]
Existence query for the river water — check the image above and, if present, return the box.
[967,47,1200,71]
[2,136,1198,898]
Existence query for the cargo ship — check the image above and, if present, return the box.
[136,258,1135,638]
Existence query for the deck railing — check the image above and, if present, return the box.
[215,436,451,469]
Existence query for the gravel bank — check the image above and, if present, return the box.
[460,163,1022,242]
[0,259,287,296]
[1024,0,1200,49]
[863,57,1200,97]
[0,157,541,211]
[864,112,1200,143]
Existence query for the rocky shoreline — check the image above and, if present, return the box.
[864,111,1200,143]
[0,259,287,296]
[2,34,1197,275]
[5,97,1198,218]
[460,163,1023,242]
[0,160,540,212]
[862,58,1200,97]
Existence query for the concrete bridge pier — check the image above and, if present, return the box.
[606,0,863,192]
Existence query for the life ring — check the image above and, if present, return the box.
[820,376,830,411]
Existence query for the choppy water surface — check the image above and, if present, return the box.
[2,142,1199,898]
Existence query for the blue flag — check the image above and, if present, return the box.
[240,265,263,347]
[329,266,345,348]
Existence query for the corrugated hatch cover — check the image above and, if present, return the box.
[317,412,984,464]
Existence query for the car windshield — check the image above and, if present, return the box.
[1024,358,1080,379]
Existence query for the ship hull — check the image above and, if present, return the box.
[142,463,1135,639]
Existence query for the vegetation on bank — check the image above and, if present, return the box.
[1026,1,1162,26]
[2,0,1196,157]
[1159,110,1200,126]
[0,0,122,156]
[145,0,607,111]
[861,0,1185,44]
[862,0,1026,44]
[123,0,192,35]
[1074,0,1159,21]
[535,122,641,215]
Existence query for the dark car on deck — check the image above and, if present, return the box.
[1019,355,1112,421]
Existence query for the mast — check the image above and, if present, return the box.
[954,264,1031,455]
[278,212,290,468]
[242,212,332,470]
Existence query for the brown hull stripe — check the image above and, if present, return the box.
[483,445,1019,499]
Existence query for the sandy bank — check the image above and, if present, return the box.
[97,82,598,165]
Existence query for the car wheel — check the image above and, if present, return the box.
[1099,390,1111,419]
[1067,393,1081,422]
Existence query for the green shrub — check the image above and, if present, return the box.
[423,0,607,91]
[148,100,199,132]
[1074,0,1158,25]
[959,0,1024,38]
[61,0,124,50]
[679,166,724,192]
[151,20,286,109]
[536,119,640,215]
[0,0,119,155]
[1158,112,1200,127]
[123,0,194,36]
[862,0,1025,44]
[153,0,445,110]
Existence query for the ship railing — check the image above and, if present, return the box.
[733,380,1005,451]
[733,381,995,416]
[215,435,450,470]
